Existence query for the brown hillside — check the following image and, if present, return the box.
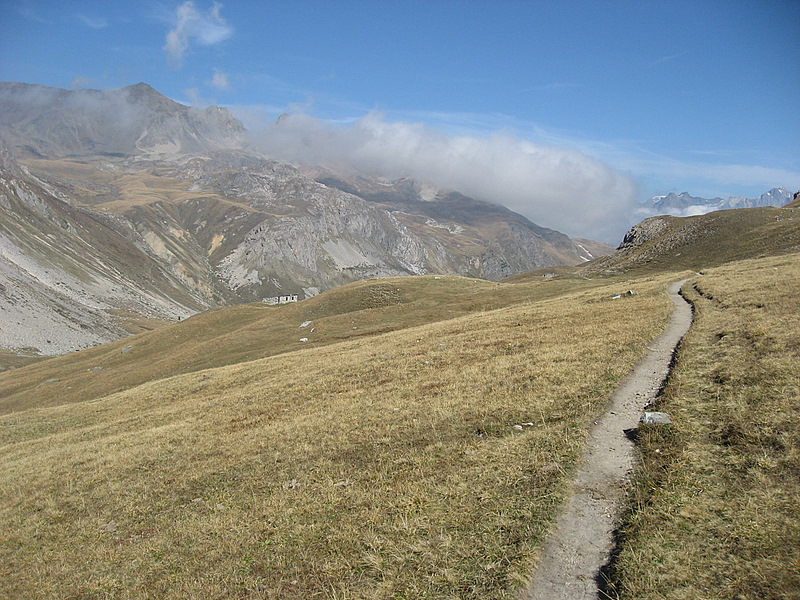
[784,189,800,208]
[582,206,800,277]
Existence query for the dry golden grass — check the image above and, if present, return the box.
[0,274,678,599]
[21,157,254,214]
[583,206,800,278]
[605,253,800,599]
[0,275,613,414]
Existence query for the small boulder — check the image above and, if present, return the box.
[101,520,117,533]
[640,411,672,425]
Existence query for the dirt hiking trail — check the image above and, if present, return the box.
[522,279,693,600]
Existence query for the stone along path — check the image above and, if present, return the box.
[522,279,694,600]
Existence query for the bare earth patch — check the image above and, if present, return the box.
[523,279,693,599]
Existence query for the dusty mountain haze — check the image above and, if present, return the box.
[0,81,244,159]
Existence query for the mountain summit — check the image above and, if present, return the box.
[0,82,244,159]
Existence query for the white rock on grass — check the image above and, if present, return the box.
[640,411,672,425]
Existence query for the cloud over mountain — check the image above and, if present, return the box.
[163,1,233,68]
[249,112,639,241]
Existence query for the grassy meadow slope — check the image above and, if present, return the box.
[1,203,798,599]
[606,253,800,599]
[0,274,606,414]
[0,273,680,599]
[583,206,799,276]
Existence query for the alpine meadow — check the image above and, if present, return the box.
[1,2,800,597]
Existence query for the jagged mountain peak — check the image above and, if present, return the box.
[117,81,183,111]
[123,81,159,94]
[647,187,792,217]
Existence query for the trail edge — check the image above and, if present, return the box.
[522,278,694,600]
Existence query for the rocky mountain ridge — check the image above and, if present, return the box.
[646,187,792,217]
[0,82,612,357]
[581,202,800,277]
[0,150,204,355]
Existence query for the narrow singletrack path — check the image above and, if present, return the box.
[522,279,693,600]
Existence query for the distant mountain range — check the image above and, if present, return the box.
[645,188,793,217]
[0,82,611,356]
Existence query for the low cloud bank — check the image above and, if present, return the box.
[249,112,639,242]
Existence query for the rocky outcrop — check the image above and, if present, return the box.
[617,216,672,250]
[0,150,204,355]
[581,205,800,277]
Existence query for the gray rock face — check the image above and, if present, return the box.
[0,81,615,357]
[170,153,601,299]
[211,180,429,295]
[0,151,203,355]
[618,217,671,250]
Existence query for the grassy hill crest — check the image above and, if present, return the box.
[581,205,800,276]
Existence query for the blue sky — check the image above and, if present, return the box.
[1,0,798,240]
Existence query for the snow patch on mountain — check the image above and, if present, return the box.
[644,187,792,218]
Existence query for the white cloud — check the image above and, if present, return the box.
[527,82,582,92]
[209,68,229,90]
[603,148,800,197]
[163,1,233,68]
[181,87,215,108]
[248,112,640,242]
[15,2,52,24]
[649,51,690,68]
[77,14,108,29]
